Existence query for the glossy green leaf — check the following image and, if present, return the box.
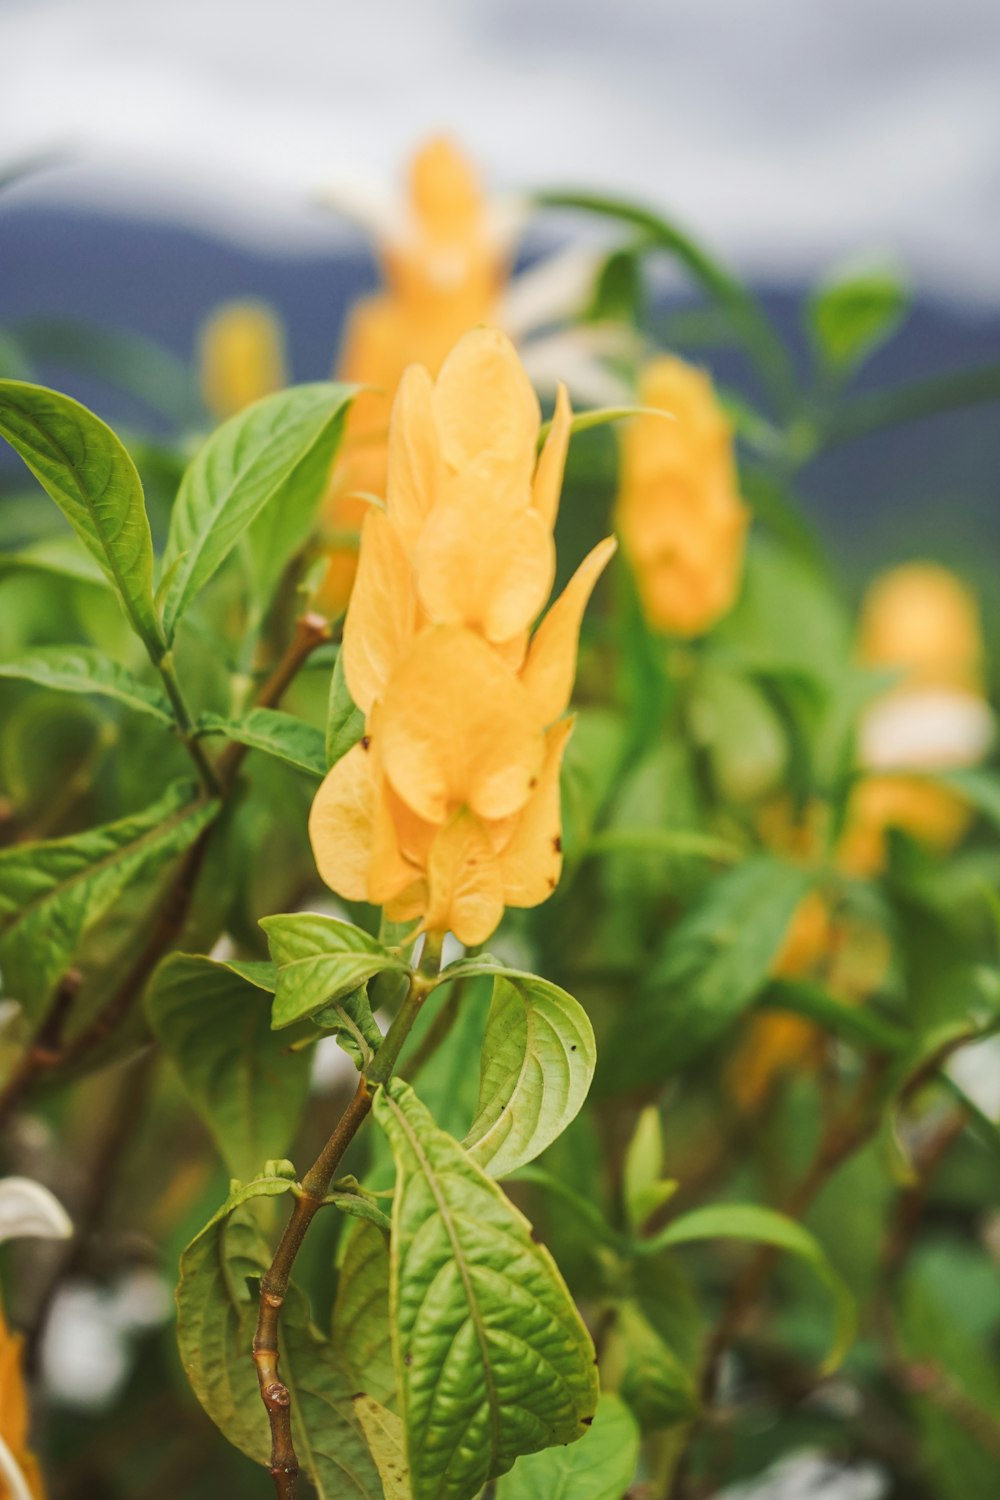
[176,1169,382,1496]
[496,1393,639,1500]
[644,1203,856,1370]
[0,537,111,589]
[332,1219,395,1407]
[198,708,326,776]
[432,965,596,1179]
[375,1078,598,1500]
[0,781,216,1016]
[11,317,198,425]
[0,379,162,653]
[146,953,311,1179]
[0,646,173,724]
[808,264,907,371]
[262,912,409,1030]
[600,857,811,1093]
[623,1106,676,1231]
[353,1397,410,1499]
[612,1301,700,1431]
[537,404,673,446]
[160,382,354,641]
[326,647,365,768]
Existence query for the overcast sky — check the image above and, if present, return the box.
[2,0,999,301]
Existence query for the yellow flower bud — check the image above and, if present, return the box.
[616,356,748,637]
[310,328,615,945]
[198,300,287,421]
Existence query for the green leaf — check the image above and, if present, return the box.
[160,382,354,641]
[936,767,1000,834]
[612,1301,700,1431]
[537,404,674,446]
[0,646,173,724]
[374,1078,598,1500]
[146,953,310,1179]
[176,1171,382,1497]
[537,190,795,412]
[760,979,909,1054]
[352,1397,410,1499]
[10,318,198,426]
[644,1203,856,1371]
[0,379,162,653]
[175,1167,297,1465]
[623,1106,676,1231]
[326,647,365,768]
[0,781,216,1016]
[198,708,326,776]
[495,1393,640,1500]
[435,964,596,1179]
[808,263,907,372]
[600,857,811,1093]
[332,1219,395,1406]
[0,537,112,589]
[262,912,409,1030]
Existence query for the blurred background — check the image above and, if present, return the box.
[2,0,1000,575]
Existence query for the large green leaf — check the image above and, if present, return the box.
[198,708,326,777]
[0,646,173,724]
[146,953,310,1179]
[0,537,111,589]
[331,1219,395,1406]
[326,647,365,769]
[0,380,162,653]
[0,781,216,1015]
[436,962,596,1178]
[495,1393,639,1500]
[352,1397,410,1499]
[375,1078,598,1500]
[160,383,354,640]
[600,857,810,1093]
[262,912,409,1030]
[643,1203,856,1371]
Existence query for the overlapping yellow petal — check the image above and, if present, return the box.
[385,364,443,552]
[521,537,618,725]
[532,382,572,528]
[424,810,505,946]
[433,326,540,485]
[308,741,378,902]
[341,509,417,714]
[499,717,575,906]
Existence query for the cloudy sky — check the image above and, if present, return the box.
[1,0,999,300]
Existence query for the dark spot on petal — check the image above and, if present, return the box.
[553,835,562,853]
[361,736,371,751]
[547,877,557,889]
[529,777,539,789]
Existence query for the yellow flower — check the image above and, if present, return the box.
[309,327,615,945]
[0,1303,45,1499]
[841,563,992,874]
[198,300,288,421]
[616,356,748,637]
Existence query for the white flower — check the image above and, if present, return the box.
[0,1176,71,1245]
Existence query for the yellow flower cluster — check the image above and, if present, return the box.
[309,327,615,946]
[616,356,748,637]
[319,137,507,614]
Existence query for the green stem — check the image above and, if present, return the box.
[815,363,1000,449]
[156,651,222,795]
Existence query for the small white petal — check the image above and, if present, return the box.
[948,1035,1000,1122]
[0,1436,34,1500]
[859,689,995,772]
[0,1177,72,1244]
[520,328,635,406]
[313,176,402,243]
[489,193,532,260]
[500,243,606,339]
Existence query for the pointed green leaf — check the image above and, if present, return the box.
[600,857,811,1093]
[435,968,597,1179]
[0,379,162,653]
[0,537,111,588]
[198,708,326,776]
[262,912,409,1030]
[0,646,173,724]
[375,1078,598,1500]
[160,383,354,640]
[146,953,311,1179]
[353,1397,410,1499]
[808,263,907,372]
[611,1301,700,1430]
[643,1203,856,1371]
[326,647,365,768]
[623,1106,673,1232]
[332,1219,395,1406]
[0,781,216,1015]
[496,1393,640,1500]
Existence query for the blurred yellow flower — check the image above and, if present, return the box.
[198,300,288,421]
[616,356,749,637]
[309,327,615,945]
[0,1303,45,1500]
[842,563,992,874]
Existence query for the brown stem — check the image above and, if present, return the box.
[218,611,333,784]
[253,940,442,1497]
[0,969,82,1131]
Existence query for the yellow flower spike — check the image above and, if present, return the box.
[198,299,288,421]
[341,508,418,715]
[308,740,379,902]
[432,327,541,485]
[521,537,618,726]
[616,355,748,638]
[857,562,983,691]
[499,716,576,906]
[424,809,505,947]
[408,135,485,244]
[533,382,572,528]
[380,626,545,824]
[385,364,444,552]
[415,468,555,642]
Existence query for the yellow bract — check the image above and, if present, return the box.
[616,356,748,637]
[0,1301,46,1499]
[198,300,288,421]
[318,137,510,616]
[310,327,615,945]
